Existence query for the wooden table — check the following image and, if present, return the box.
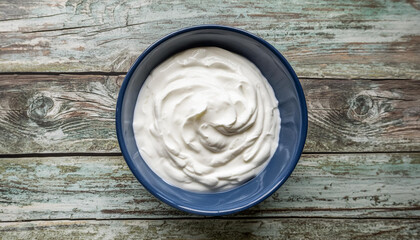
[1,0,419,239]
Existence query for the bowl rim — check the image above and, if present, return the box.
[116,24,308,216]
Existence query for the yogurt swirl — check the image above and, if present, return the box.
[133,47,280,192]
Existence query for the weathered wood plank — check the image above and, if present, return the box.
[1,219,419,240]
[0,153,418,221]
[1,75,419,154]
[0,75,122,153]
[303,78,420,152]
[0,0,419,79]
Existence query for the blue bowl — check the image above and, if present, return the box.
[116,25,307,216]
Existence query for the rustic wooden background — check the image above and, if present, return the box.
[1,0,419,239]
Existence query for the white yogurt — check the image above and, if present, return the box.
[133,47,280,192]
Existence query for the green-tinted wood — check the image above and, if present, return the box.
[0,153,418,221]
[1,219,419,240]
[0,0,419,79]
[1,75,419,154]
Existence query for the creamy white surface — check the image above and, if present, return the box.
[133,47,280,192]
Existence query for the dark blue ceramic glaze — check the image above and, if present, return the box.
[116,25,308,216]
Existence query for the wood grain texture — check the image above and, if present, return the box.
[0,153,418,221]
[1,219,419,240]
[303,78,420,152]
[0,74,122,153]
[0,0,419,79]
[1,75,419,154]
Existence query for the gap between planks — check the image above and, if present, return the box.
[0,72,417,81]
[1,151,420,159]
[1,215,420,224]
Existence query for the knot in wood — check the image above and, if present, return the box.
[347,94,378,122]
[28,96,54,121]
